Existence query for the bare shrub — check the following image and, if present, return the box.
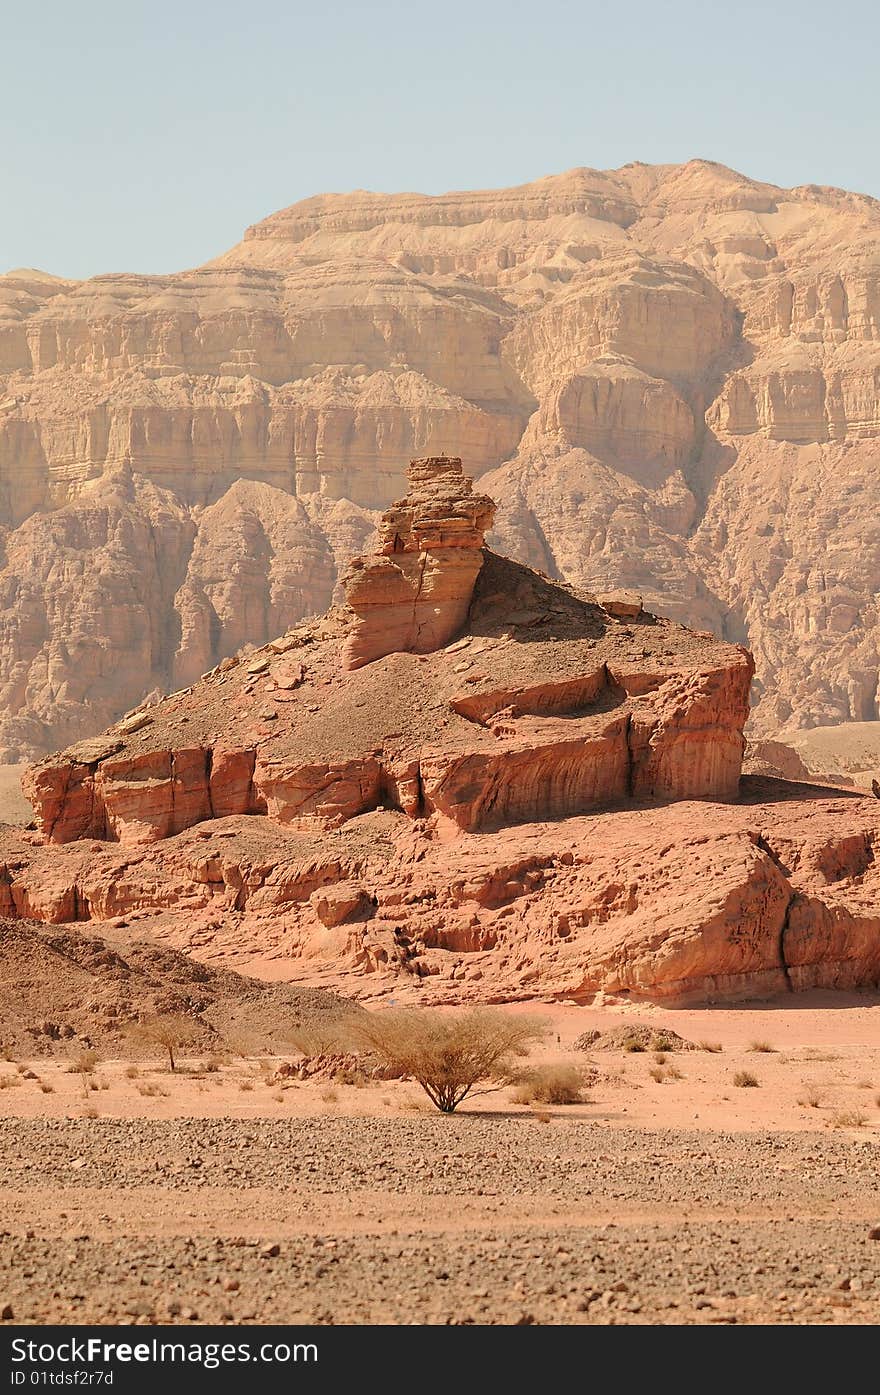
[136,1081,166,1098]
[129,1015,199,1072]
[665,1062,683,1080]
[649,1066,665,1083]
[350,1009,546,1114]
[320,1087,338,1104]
[749,1040,776,1054]
[733,1070,759,1088]
[39,1082,54,1094]
[798,1086,824,1108]
[0,1073,21,1089]
[699,1040,723,1053]
[512,1064,584,1105]
[66,1049,98,1075]
[653,1052,667,1065]
[830,1108,868,1129]
[238,1080,254,1093]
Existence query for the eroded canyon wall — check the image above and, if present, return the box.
[2,160,880,756]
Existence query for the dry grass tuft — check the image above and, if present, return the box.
[829,1108,868,1129]
[748,1040,776,1054]
[733,1070,759,1088]
[512,1064,585,1105]
[699,1040,723,1053]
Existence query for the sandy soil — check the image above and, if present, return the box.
[1,996,878,1326]
[0,763,30,825]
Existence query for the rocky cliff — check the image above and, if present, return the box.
[2,161,880,756]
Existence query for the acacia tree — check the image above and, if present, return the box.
[131,1014,198,1072]
[351,1008,546,1113]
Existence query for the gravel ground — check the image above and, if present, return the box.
[1,1117,878,1325]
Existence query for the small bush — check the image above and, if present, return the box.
[39,1082,54,1094]
[798,1086,824,1108]
[622,1039,646,1053]
[830,1109,867,1129]
[320,1087,338,1104]
[699,1040,723,1053]
[512,1064,584,1105]
[124,1064,139,1079]
[654,1052,667,1065]
[749,1040,776,1054]
[67,1049,98,1075]
[136,1082,166,1098]
[0,1074,21,1089]
[733,1070,759,1088]
[649,1066,665,1083]
[81,1105,99,1119]
[534,1110,552,1124]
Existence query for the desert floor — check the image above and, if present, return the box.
[1,994,878,1326]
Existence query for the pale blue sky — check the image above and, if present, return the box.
[3,0,878,279]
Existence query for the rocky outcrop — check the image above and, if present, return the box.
[3,780,879,1003]
[22,460,753,845]
[9,457,879,1002]
[341,456,496,669]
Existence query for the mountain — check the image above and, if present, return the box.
[1,160,879,758]
[7,458,879,1005]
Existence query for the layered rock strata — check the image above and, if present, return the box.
[341,456,496,668]
[3,162,880,755]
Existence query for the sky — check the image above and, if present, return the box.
[3,0,878,280]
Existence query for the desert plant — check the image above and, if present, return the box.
[649,1066,665,1083]
[665,1062,683,1080]
[39,1082,54,1094]
[350,1008,546,1114]
[66,1049,98,1075]
[699,1040,723,1053]
[129,1014,199,1072]
[653,1051,667,1065]
[124,1064,139,1079]
[0,1073,21,1089]
[830,1108,868,1129]
[733,1070,759,1088]
[749,1040,776,1053]
[512,1063,584,1105]
[798,1086,824,1108]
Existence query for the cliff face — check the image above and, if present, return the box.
[2,161,880,755]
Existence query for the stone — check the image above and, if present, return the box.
[341,457,496,670]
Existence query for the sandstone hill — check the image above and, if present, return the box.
[5,459,879,1005]
[1,161,880,758]
[0,918,358,1059]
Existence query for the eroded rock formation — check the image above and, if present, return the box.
[341,456,495,668]
[9,462,879,1002]
[3,162,880,755]
[22,460,753,846]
